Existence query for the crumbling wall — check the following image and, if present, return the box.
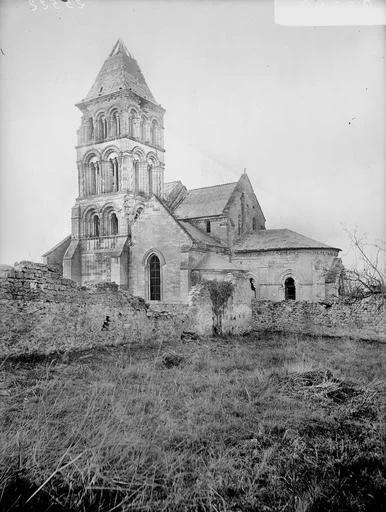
[0,262,192,358]
[251,297,385,342]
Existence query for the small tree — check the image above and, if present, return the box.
[203,280,234,336]
[343,228,385,298]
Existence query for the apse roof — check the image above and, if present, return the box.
[84,39,156,104]
[234,229,340,252]
[174,182,237,219]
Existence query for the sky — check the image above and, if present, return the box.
[0,0,384,267]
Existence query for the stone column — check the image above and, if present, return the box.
[121,154,131,192]
[145,121,150,143]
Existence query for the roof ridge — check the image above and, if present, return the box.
[188,181,237,192]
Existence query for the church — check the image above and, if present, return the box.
[43,39,343,303]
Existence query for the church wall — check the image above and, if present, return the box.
[232,249,339,302]
[189,217,228,244]
[129,198,192,303]
[225,179,266,247]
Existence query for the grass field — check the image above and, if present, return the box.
[0,333,385,511]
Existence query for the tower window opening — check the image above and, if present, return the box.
[134,159,140,194]
[93,215,100,237]
[98,114,107,140]
[238,214,241,235]
[89,161,98,195]
[148,163,153,196]
[149,254,161,301]
[110,213,118,235]
[206,220,211,233]
[112,111,120,137]
[252,217,257,231]
[285,277,296,300]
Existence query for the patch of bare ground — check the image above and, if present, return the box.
[0,334,385,511]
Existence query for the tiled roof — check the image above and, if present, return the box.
[163,181,187,210]
[174,182,237,219]
[234,229,340,252]
[164,181,181,196]
[84,39,156,103]
[179,221,225,248]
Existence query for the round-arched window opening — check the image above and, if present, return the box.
[285,277,296,300]
[93,215,100,237]
[110,213,118,235]
[148,254,161,301]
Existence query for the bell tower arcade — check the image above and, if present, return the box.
[63,39,165,286]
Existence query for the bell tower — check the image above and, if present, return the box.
[63,39,165,286]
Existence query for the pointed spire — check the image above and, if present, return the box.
[83,39,157,104]
[109,38,131,58]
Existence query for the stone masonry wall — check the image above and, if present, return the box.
[0,261,194,358]
[1,261,383,359]
[251,297,385,342]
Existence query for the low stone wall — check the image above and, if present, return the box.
[1,261,383,358]
[0,262,193,358]
[251,296,385,342]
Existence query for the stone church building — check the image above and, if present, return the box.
[44,39,342,303]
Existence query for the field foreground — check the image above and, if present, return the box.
[0,334,385,512]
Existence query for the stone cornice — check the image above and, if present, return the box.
[76,89,165,113]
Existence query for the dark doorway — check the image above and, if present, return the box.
[285,277,296,300]
[149,254,161,301]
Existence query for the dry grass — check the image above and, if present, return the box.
[0,334,385,511]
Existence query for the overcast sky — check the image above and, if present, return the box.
[0,0,384,266]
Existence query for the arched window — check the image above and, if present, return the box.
[87,157,100,195]
[148,254,161,301]
[110,213,118,235]
[129,110,136,138]
[89,162,97,195]
[285,277,296,300]
[133,158,140,194]
[151,120,158,146]
[97,114,107,140]
[148,163,153,196]
[93,215,100,237]
[107,154,119,192]
[140,116,147,141]
[252,217,257,231]
[206,220,211,233]
[111,111,120,137]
